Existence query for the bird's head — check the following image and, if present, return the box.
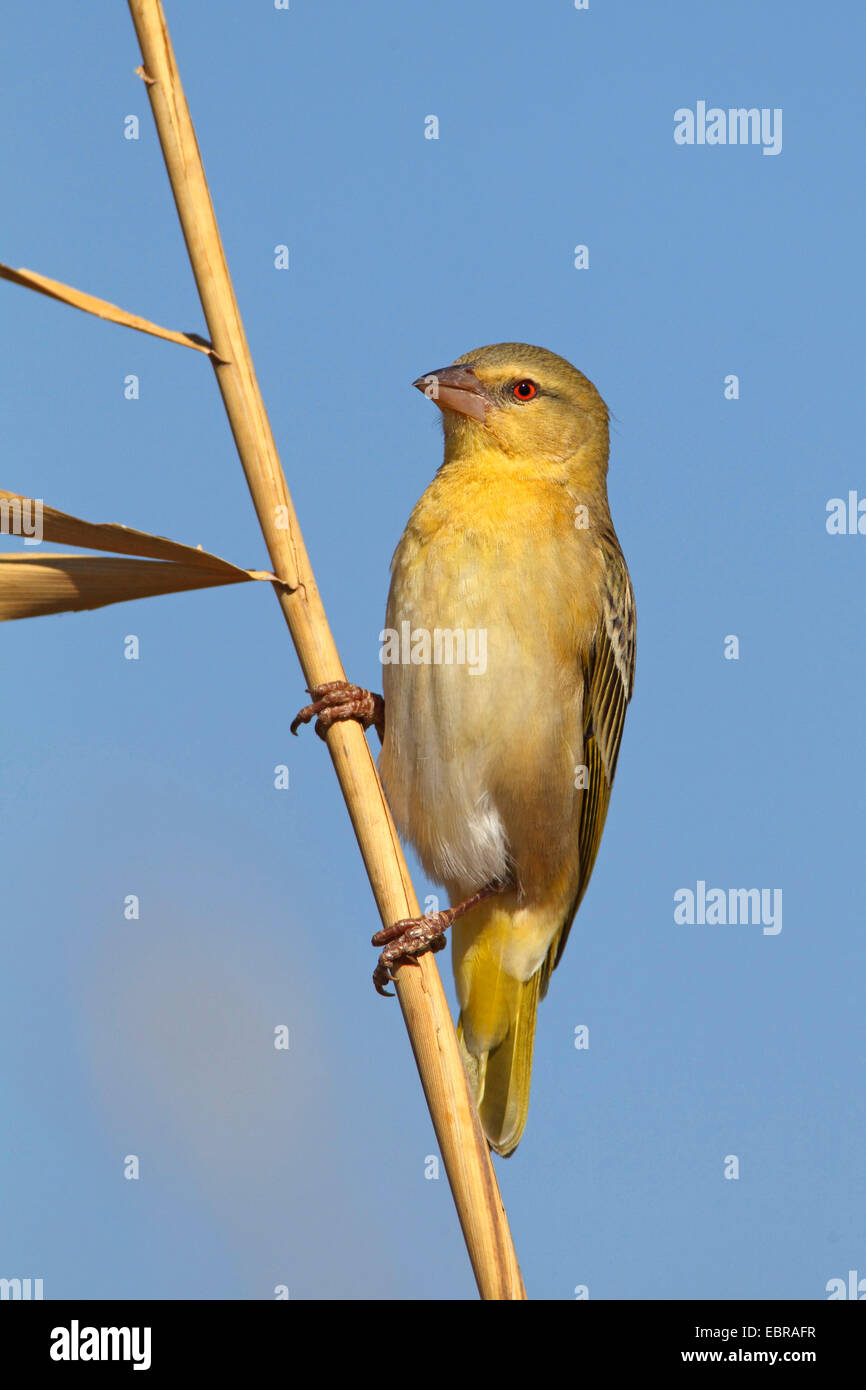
[413,342,610,480]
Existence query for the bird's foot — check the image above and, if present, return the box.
[371,881,506,996]
[372,912,452,995]
[290,681,385,742]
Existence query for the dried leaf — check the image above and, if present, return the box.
[0,491,278,621]
[0,264,219,358]
[0,554,257,621]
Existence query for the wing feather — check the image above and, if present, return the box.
[541,541,635,992]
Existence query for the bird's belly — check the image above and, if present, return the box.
[379,540,586,899]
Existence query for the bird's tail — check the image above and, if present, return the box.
[453,900,544,1157]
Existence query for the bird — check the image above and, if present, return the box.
[292,343,635,1156]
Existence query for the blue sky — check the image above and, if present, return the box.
[1,1,863,1300]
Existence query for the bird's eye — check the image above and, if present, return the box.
[512,379,538,401]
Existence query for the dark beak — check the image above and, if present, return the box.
[412,364,491,422]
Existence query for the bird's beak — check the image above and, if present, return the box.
[412,364,491,422]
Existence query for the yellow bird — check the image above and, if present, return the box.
[293,343,635,1156]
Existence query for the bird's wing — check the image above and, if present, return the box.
[541,539,636,992]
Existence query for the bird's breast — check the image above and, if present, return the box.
[378,467,602,898]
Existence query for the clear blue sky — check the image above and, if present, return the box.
[1,1,863,1300]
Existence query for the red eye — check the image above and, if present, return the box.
[512,379,537,401]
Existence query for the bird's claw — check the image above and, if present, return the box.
[370,883,506,997]
[290,681,385,742]
[372,914,450,995]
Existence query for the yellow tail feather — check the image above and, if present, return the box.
[456,949,542,1158]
